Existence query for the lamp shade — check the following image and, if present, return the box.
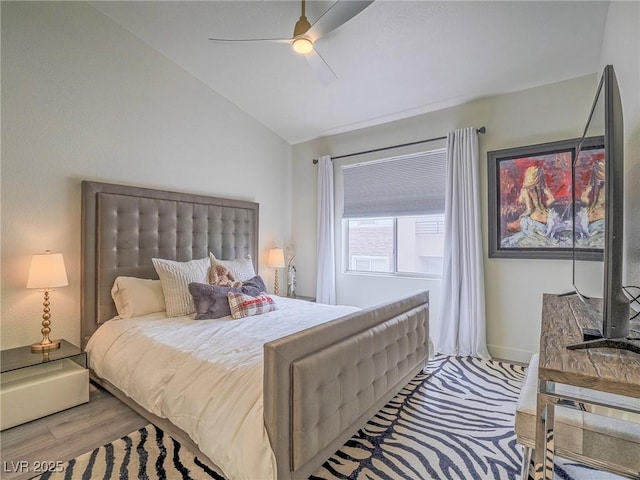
[267,248,286,268]
[26,251,68,289]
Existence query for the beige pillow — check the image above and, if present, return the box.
[152,257,211,317]
[111,276,166,319]
[209,253,256,282]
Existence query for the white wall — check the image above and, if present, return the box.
[3,2,636,359]
[599,1,640,288]
[292,75,599,363]
[292,1,640,362]
[1,2,292,349]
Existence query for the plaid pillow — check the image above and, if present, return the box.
[227,292,277,319]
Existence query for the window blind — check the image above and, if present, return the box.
[342,149,447,218]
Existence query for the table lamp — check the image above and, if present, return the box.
[267,248,285,295]
[27,250,68,352]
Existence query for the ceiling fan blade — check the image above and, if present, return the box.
[305,48,338,85]
[306,0,374,40]
[208,37,292,44]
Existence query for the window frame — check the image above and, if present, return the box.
[342,215,444,279]
[338,146,448,280]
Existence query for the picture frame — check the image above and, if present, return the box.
[487,137,605,260]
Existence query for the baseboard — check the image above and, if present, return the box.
[488,345,535,365]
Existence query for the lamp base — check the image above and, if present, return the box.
[274,270,280,296]
[31,339,61,352]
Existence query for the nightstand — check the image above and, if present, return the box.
[287,295,316,302]
[0,339,89,430]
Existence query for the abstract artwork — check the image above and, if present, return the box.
[573,145,606,251]
[488,137,604,259]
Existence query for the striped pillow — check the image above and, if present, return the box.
[227,292,276,319]
[152,257,211,317]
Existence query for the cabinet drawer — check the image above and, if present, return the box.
[1,359,89,430]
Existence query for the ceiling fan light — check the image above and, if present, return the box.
[292,37,313,55]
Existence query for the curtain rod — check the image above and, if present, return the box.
[312,126,486,164]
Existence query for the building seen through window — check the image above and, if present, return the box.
[347,214,445,275]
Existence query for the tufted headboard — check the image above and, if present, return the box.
[81,181,259,347]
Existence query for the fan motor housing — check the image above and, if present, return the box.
[293,15,311,37]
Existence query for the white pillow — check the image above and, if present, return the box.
[209,253,256,282]
[152,257,211,317]
[111,277,166,319]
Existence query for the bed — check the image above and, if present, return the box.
[81,180,430,480]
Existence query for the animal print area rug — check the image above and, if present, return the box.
[32,357,624,480]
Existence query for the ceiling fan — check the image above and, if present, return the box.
[208,0,374,85]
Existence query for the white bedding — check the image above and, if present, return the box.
[86,296,359,480]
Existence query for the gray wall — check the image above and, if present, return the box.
[1,2,292,349]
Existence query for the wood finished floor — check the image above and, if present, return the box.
[0,382,148,480]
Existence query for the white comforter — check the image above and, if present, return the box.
[86,296,358,480]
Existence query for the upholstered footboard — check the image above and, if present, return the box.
[263,290,429,480]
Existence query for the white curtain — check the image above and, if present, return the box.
[316,155,336,304]
[433,127,490,359]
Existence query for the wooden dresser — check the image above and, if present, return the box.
[534,294,640,480]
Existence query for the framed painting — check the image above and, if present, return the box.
[487,137,604,259]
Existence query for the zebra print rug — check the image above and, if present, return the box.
[33,356,621,480]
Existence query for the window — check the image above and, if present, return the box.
[347,218,393,273]
[342,149,446,276]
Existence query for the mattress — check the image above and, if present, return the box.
[86,296,358,480]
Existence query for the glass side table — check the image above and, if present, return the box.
[1,339,86,373]
[1,339,89,430]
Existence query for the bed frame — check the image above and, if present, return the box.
[81,180,430,480]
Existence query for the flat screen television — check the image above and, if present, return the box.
[568,64,638,353]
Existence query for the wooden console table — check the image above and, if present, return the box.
[534,294,640,480]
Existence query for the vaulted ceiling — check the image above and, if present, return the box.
[91,1,610,144]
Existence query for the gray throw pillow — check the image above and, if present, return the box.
[188,275,267,320]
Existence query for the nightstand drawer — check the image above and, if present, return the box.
[1,358,89,430]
